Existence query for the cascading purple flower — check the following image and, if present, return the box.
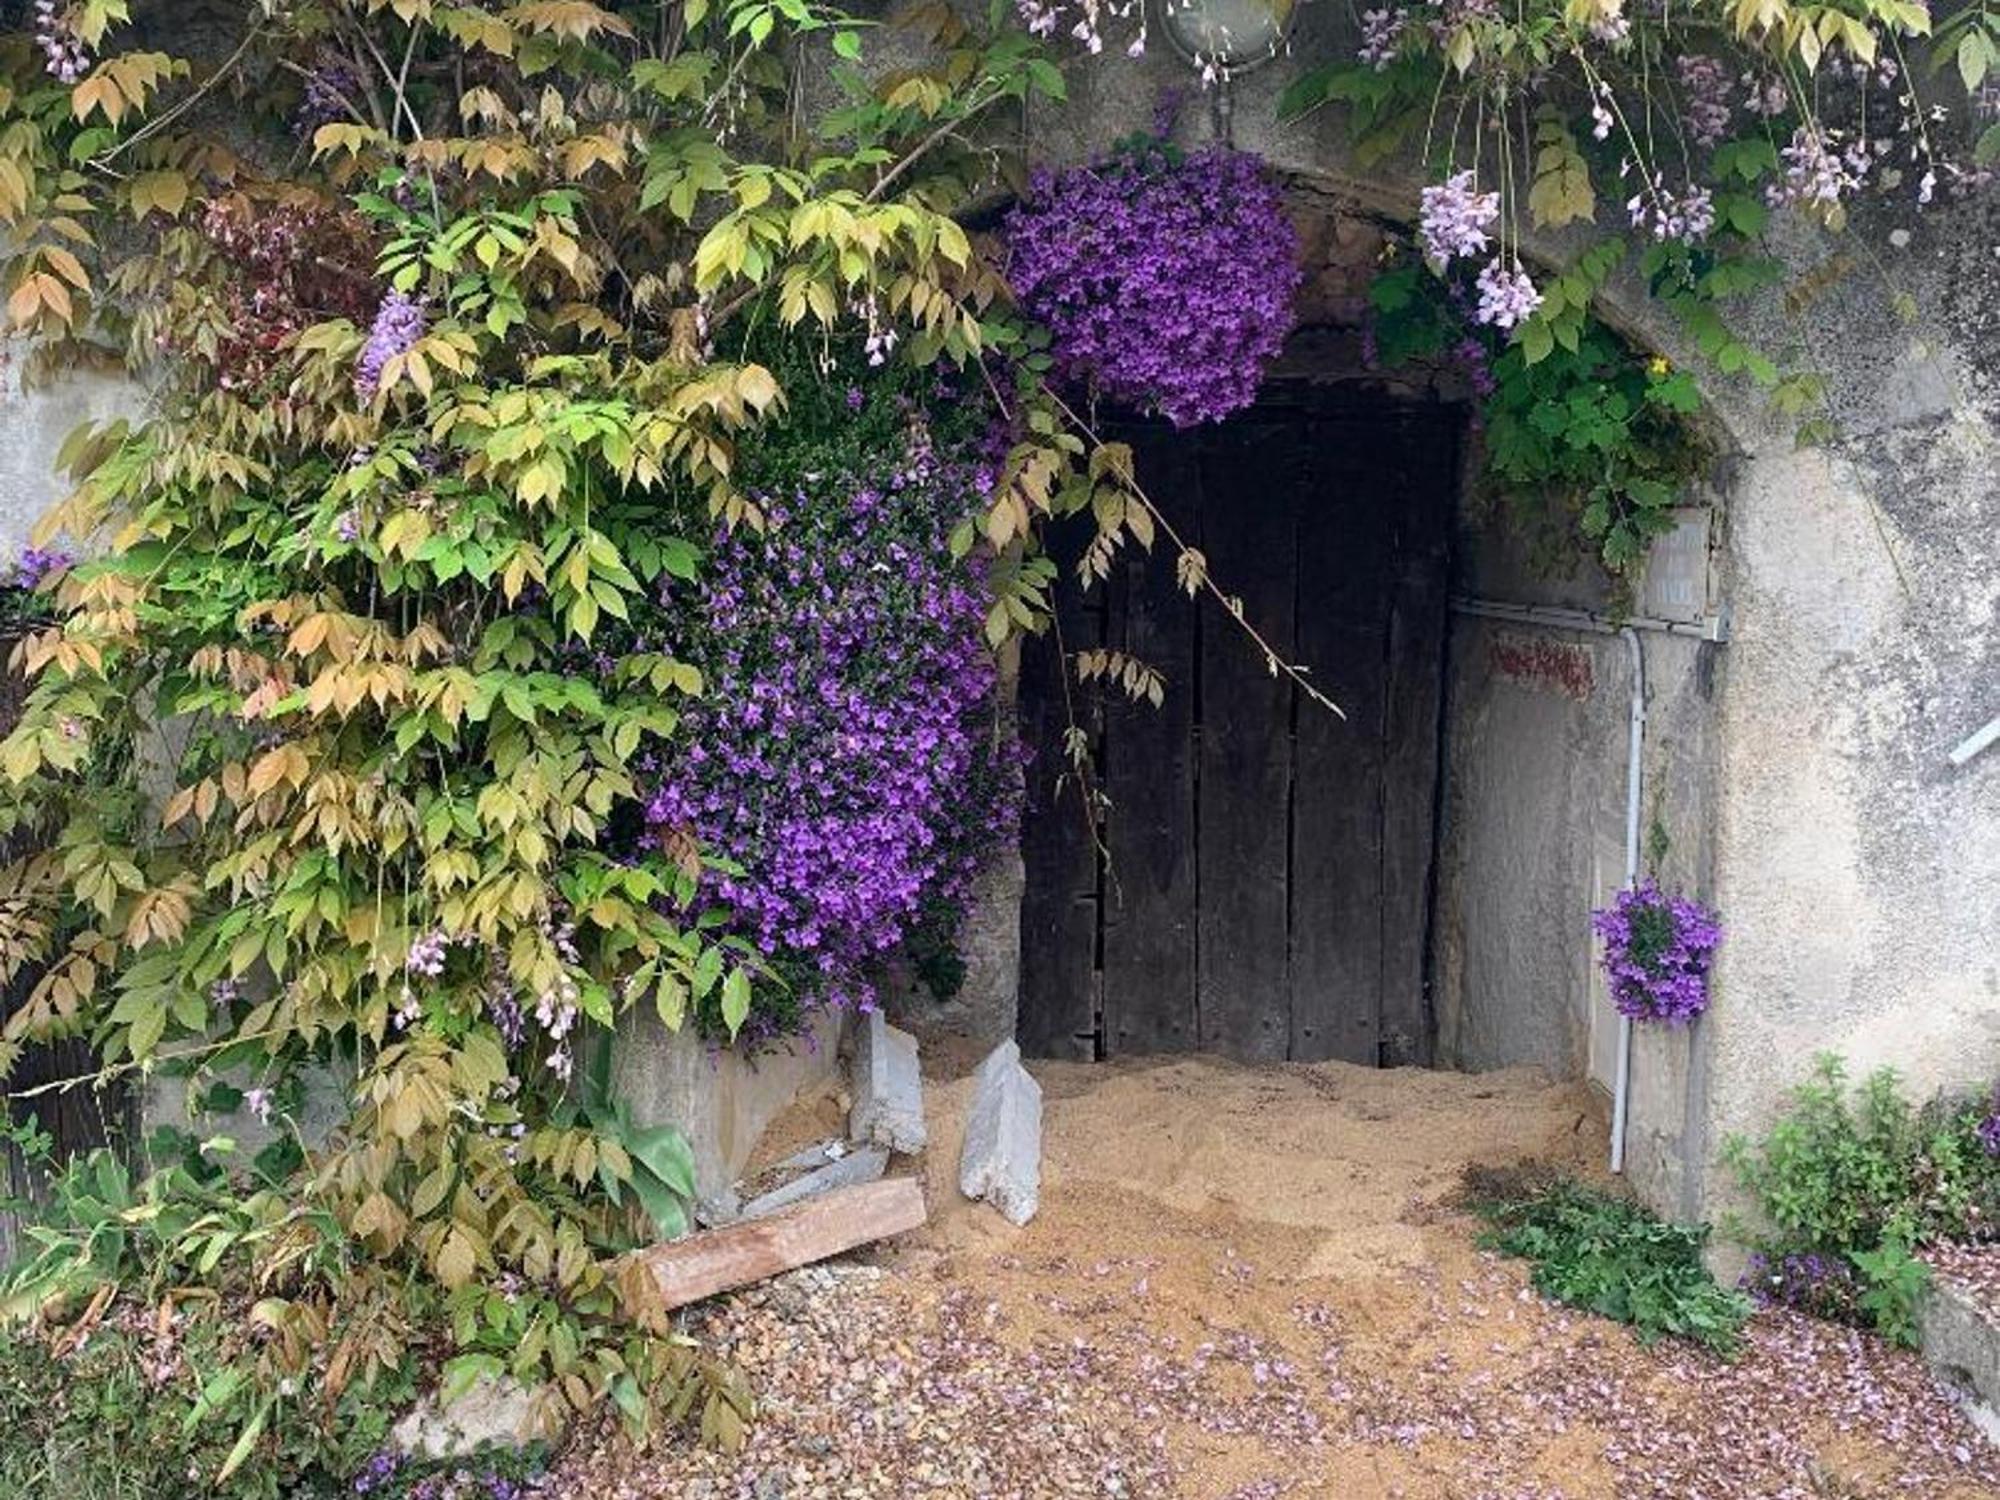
[638,413,1014,1017]
[1418,169,1499,269]
[1677,56,1735,148]
[354,289,426,399]
[1473,259,1542,330]
[1004,142,1301,427]
[1590,879,1721,1024]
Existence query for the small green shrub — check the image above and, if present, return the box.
[1471,1177,1753,1354]
[1724,1054,2000,1346]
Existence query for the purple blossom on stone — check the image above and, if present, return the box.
[7,544,73,590]
[1628,177,1716,243]
[1472,259,1542,330]
[242,1087,275,1125]
[1004,142,1301,427]
[354,289,426,400]
[1768,126,1870,212]
[1418,170,1499,270]
[1590,879,1721,1024]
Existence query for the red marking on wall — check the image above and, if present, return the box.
[1488,631,1594,700]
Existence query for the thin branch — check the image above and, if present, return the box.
[94,24,268,170]
[1045,389,1347,720]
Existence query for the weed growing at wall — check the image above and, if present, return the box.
[1727,1055,2000,1345]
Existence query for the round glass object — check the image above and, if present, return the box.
[1157,0,1297,73]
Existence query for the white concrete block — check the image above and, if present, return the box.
[739,1147,889,1221]
[958,1039,1041,1225]
[849,1010,927,1155]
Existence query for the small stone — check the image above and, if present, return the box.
[391,1372,563,1460]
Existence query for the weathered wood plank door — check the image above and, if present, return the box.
[1018,389,1459,1066]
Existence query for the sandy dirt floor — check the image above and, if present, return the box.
[553,1051,2000,1500]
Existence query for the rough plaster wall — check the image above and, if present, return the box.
[0,356,138,553]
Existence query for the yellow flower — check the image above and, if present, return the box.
[1648,355,1671,377]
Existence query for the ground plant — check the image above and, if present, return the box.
[1727,1054,2000,1345]
[1471,1173,1754,1354]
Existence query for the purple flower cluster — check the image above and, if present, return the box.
[1590,879,1721,1024]
[1357,7,1408,69]
[639,413,1012,1017]
[355,289,426,400]
[1978,1099,2000,1157]
[33,0,91,83]
[1472,259,1542,330]
[1014,0,1143,56]
[296,50,361,137]
[1742,1249,1857,1320]
[1677,56,1734,148]
[352,1448,528,1499]
[5,544,72,590]
[1418,169,1498,268]
[1627,176,1716,244]
[1005,143,1301,427]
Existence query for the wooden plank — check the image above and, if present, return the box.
[1377,411,1459,1066]
[640,1178,928,1311]
[1195,421,1297,1062]
[1015,517,1102,1060]
[1100,427,1200,1055]
[1289,422,1392,1063]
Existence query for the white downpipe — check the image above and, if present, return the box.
[1609,627,1646,1175]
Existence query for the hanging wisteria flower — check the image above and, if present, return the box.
[1768,127,1872,215]
[1472,258,1541,330]
[1357,7,1407,69]
[354,289,426,399]
[295,50,361,137]
[33,0,91,83]
[1418,170,1499,269]
[1677,56,1734,148]
[1628,178,1716,243]
[1590,879,1722,1024]
[1004,141,1301,427]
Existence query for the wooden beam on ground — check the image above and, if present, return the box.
[638,1177,927,1311]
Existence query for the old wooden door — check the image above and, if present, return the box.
[1017,388,1459,1066]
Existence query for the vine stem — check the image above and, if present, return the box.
[92,24,268,171]
[1043,390,1346,720]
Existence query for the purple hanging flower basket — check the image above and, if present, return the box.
[1003,141,1302,427]
[1590,879,1721,1025]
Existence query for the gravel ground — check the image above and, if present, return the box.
[549,1057,2000,1500]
